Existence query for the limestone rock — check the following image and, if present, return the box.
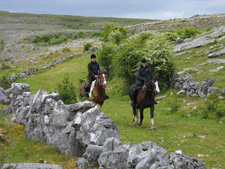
[168,152,206,169]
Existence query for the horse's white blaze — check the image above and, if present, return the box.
[103,74,107,87]
[155,81,160,93]
[89,80,96,97]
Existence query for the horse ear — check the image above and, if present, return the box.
[104,70,106,74]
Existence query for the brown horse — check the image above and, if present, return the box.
[80,71,108,110]
[129,75,160,130]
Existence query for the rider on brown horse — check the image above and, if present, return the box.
[130,58,157,106]
[84,54,109,99]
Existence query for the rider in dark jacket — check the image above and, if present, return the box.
[85,54,100,92]
[130,58,153,106]
[85,54,109,99]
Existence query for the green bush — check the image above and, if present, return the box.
[176,28,202,39]
[163,32,179,42]
[1,62,10,70]
[83,42,92,52]
[49,39,62,45]
[101,24,127,44]
[57,76,77,104]
[97,42,117,76]
[62,47,70,53]
[78,32,84,38]
[0,76,15,90]
[91,31,102,38]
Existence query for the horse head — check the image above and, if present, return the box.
[145,74,160,94]
[97,70,108,88]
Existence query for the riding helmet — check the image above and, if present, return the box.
[141,58,147,63]
[91,54,96,59]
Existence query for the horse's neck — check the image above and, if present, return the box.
[94,82,104,93]
[142,85,152,99]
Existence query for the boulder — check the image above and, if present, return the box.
[127,141,168,169]
[102,137,122,153]
[2,163,63,169]
[9,83,30,113]
[98,143,133,169]
[0,87,10,104]
[73,106,120,156]
[167,152,206,169]
[83,145,103,167]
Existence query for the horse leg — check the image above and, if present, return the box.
[133,103,139,126]
[150,105,156,131]
[139,108,144,126]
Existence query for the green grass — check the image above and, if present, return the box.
[0,113,77,169]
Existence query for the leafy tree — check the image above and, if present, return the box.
[97,42,117,76]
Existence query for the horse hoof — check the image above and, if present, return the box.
[151,127,156,131]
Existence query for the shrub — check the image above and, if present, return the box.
[83,42,92,52]
[163,32,179,42]
[57,76,77,104]
[91,31,102,38]
[97,42,117,76]
[62,47,70,53]
[1,62,10,70]
[101,24,127,44]
[49,39,62,45]
[78,32,84,38]
[0,76,15,90]
[176,28,202,39]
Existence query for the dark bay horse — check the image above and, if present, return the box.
[129,75,160,130]
[80,71,108,110]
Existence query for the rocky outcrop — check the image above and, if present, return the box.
[0,87,10,104]
[2,83,206,169]
[172,74,221,98]
[173,26,225,53]
[208,47,225,58]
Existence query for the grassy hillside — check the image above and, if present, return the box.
[0,13,225,169]
[0,11,157,31]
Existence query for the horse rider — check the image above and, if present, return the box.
[85,54,109,99]
[130,58,157,106]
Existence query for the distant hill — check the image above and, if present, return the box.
[0,11,158,31]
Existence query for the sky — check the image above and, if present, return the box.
[0,0,225,20]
